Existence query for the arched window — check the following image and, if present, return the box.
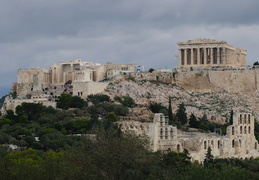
[218,140,220,148]
[244,126,247,134]
[248,114,251,123]
[165,128,168,139]
[239,139,241,147]
[240,114,242,124]
[211,140,214,148]
[232,127,235,135]
[244,114,247,124]
[232,140,235,148]
[177,144,180,153]
[249,126,251,134]
[170,128,173,138]
[160,128,163,139]
[204,141,207,149]
[240,126,242,134]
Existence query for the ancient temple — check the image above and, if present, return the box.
[177,39,247,69]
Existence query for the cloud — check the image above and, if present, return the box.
[1,0,259,96]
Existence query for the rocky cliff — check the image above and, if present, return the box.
[104,75,255,124]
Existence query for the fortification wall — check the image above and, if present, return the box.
[129,69,259,95]
[175,70,258,94]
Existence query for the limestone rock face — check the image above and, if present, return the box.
[105,78,253,123]
[123,70,259,118]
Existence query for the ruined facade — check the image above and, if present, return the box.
[178,39,247,69]
[13,59,137,98]
[121,113,259,162]
[3,59,137,113]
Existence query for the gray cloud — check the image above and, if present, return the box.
[1,0,259,96]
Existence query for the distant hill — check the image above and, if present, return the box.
[0,87,10,98]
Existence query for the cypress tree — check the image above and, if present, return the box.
[176,103,188,125]
[168,96,173,124]
[229,110,234,125]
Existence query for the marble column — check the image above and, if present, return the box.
[184,49,187,66]
[223,47,226,65]
[179,49,182,65]
[191,48,194,65]
[217,47,220,65]
[204,48,209,65]
[204,48,207,65]
[51,70,53,84]
[211,48,214,65]
[197,48,200,65]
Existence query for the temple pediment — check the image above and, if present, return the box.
[178,38,227,45]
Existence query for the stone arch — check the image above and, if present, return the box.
[177,144,180,153]
[170,128,173,138]
[165,128,168,139]
[240,126,242,134]
[160,128,163,139]
[249,126,251,134]
[204,141,207,149]
[232,127,235,135]
[232,139,235,148]
[244,126,247,134]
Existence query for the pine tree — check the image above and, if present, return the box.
[204,147,214,167]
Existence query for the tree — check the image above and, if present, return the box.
[16,103,44,121]
[148,68,155,73]
[253,61,259,66]
[168,97,173,124]
[149,103,167,113]
[229,110,234,125]
[87,94,110,105]
[189,113,199,128]
[176,103,188,125]
[56,94,73,110]
[204,147,214,167]
[121,96,135,107]
[105,112,118,122]
[56,94,86,110]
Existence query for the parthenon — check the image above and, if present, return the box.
[177,39,247,69]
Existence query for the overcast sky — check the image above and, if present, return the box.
[1,0,259,97]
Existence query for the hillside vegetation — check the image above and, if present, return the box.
[1,77,259,179]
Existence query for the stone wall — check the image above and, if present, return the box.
[120,113,259,162]
[73,81,109,99]
[2,96,56,113]
[129,69,259,95]
[174,69,259,94]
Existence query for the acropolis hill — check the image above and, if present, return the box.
[1,38,259,161]
[2,38,259,117]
